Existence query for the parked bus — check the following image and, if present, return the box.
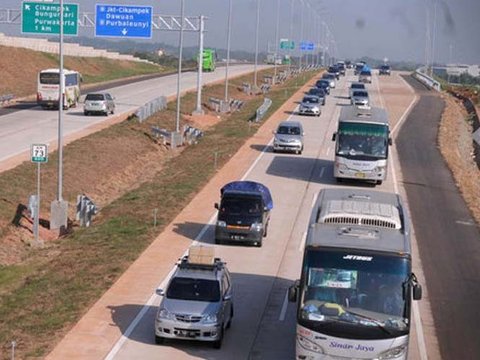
[332,106,392,185]
[37,68,81,109]
[201,48,216,72]
[289,188,422,360]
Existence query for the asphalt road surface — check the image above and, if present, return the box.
[0,64,269,165]
[397,76,480,360]
[46,69,439,360]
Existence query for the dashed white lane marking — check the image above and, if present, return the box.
[456,220,475,226]
[279,288,290,321]
[298,231,307,252]
[319,166,325,179]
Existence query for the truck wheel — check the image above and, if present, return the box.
[336,177,343,183]
[155,335,165,345]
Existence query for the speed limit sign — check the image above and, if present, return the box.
[31,144,48,163]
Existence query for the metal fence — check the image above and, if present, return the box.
[414,67,441,91]
[135,96,168,123]
[255,98,272,122]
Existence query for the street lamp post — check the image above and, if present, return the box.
[273,0,280,82]
[224,0,233,102]
[253,0,260,88]
[175,0,185,133]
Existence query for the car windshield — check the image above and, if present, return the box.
[353,91,368,98]
[351,84,365,90]
[360,71,371,76]
[220,197,263,215]
[336,122,389,159]
[277,125,301,135]
[85,94,105,101]
[167,277,221,302]
[299,249,410,339]
[303,97,319,104]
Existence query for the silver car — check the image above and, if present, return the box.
[273,121,304,154]
[351,90,370,107]
[84,92,115,116]
[348,82,366,99]
[155,249,233,349]
[299,95,321,116]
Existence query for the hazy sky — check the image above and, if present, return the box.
[1,0,479,64]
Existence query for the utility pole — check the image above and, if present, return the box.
[193,15,205,115]
[175,0,185,133]
[253,0,260,88]
[273,0,280,82]
[224,0,233,102]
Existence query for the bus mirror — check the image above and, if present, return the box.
[331,133,336,141]
[413,284,422,300]
[388,138,393,146]
[214,203,219,210]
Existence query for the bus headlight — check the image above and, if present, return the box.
[217,220,226,227]
[297,335,324,354]
[377,344,407,359]
[250,222,263,232]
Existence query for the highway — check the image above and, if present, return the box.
[46,69,440,360]
[0,64,269,168]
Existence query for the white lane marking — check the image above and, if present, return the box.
[311,192,318,209]
[318,166,325,179]
[379,74,428,360]
[105,89,302,360]
[391,94,419,136]
[326,147,330,156]
[298,231,307,252]
[278,288,290,321]
[456,220,475,226]
[242,105,299,180]
[104,213,218,360]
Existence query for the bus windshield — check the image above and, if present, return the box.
[336,122,389,160]
[299,249,410,339]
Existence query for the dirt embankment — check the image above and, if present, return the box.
[438,92,480,224]
[0,45,162,99]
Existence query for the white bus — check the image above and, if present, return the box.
[289,188,422,360]
[37,68,81,109]
[332,106,392,185]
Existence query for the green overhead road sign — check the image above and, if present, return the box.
[22,1,78,35]
[280,39,295,50]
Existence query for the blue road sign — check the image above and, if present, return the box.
[95,4,152,38]
[300,41,315,51]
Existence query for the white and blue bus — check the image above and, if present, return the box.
[289,188,422,360]
[332,106,392,185]
[37,68,81,109]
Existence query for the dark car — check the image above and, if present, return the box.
[308,87,326,105]
[327,65,340,80]
[379,64,391,75]
[214,181,273,247]
[315,79,331,95]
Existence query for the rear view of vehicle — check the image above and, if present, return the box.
[202,48,216,72]
[358,70,372,83]
[273,121,304,154]
[348,82,366,99]
[84,92,115,116]
[299,95,321,117]
[37,68,81,109]
[379,64,391,75]
[154,246,233,349]
[214,181,273,247]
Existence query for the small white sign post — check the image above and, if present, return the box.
[31,144,48,246]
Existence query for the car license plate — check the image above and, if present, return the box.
[178,330,196,338]
[232,235,244,240]
[355,172,366,178]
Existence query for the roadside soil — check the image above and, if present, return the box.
[438,92,480,225]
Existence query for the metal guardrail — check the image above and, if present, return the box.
[135,96,167,123]
[255,98,272,122]
[0,93,14,105]
[414,67,441,91]
[183,125,203,145]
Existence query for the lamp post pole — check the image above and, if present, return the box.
[224,0,233,102]
[273,0,280,82]
[253,0,260,88]
[175,0,185,133]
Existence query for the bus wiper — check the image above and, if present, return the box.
[344,310,393,335]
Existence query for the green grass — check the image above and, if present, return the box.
[0,68,320,358]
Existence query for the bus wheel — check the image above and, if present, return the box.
[336,177,343,183]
